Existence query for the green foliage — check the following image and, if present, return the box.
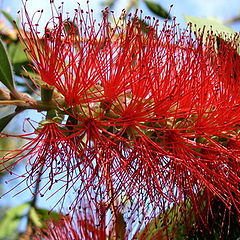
[0,11,37,94]
[0,115,26,175]
[0,10,18,28]
[7,42,28,64]
[138,195,240,239]
[101,0,116,8]
[7,41,37,94]
[187,198,240,240]
[0,203,29,240]
[137,201,194,239]
[184,15,236,36]
[144,0,171,19]
[0,112,18,133]
[0,38,15,91]
[29,207,61,228]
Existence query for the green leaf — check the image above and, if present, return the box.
[184,15,236,36]
[144,0,171,19]
[29,208,42,228]
[0,38,15,91]
[7,41,37,93]
[0,203,29,239]
[0,112,17,133]
[12,61,33,77]
[137,200,196,240]
[29,207,61,228]
[0,10,17,28]
[8,42,29,64]
[101,0,116,8]
[36,208,61,222]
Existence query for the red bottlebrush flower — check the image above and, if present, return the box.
[33,199,143,240]
[19,3,141,107]
[18,4,67,89]
[213,37,240,101]
[34,203,107,240]
[1,121,78,201]
[3,2,240,235]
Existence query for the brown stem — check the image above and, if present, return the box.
[10,88,24,100]
[105,164,118,240]
[0,99,57,111]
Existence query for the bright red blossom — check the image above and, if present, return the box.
[34,203,107,240]
[1,122,78,201]
[2,2,240,236]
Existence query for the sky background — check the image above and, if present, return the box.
[0,0,240,30]
[0,0,240,223]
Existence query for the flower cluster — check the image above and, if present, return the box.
[34,201,108,240]
[1,1,240,237]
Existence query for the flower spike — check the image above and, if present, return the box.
[1,2,240,237]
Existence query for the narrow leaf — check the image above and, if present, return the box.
[144,0,171,19]
[137,200,196,239]
[0,112,17,132]
[29,207,61,228]
[0,203,29,239]
[35,208,61,223]
[101,0,116,8]
[184,15,236,36]
[0,38,15,91]
[8,42,29,64]
[29,208,42,228]
[0,10,16,28]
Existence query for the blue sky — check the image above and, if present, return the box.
[1,0,240,30]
